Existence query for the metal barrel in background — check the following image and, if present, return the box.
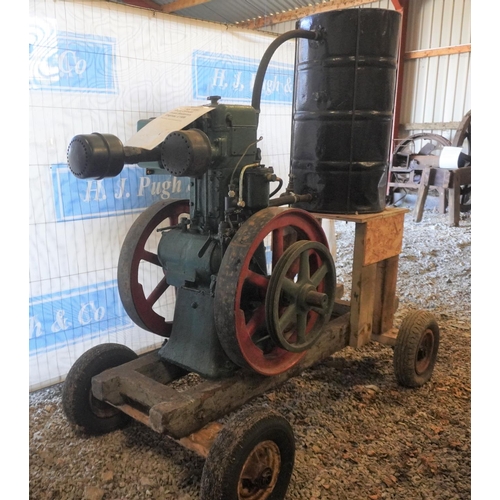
[290,8,401,214]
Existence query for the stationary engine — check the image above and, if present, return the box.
[67,8,401,379]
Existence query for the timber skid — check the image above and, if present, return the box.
[66,207,441,499]
[93,208,408,445]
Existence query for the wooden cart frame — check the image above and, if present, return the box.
[65,207,440,499]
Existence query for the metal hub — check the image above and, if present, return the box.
[415,328,435,375]
[238,440,281,500]
[266,240,336,353]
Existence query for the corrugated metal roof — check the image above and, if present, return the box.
[114,1,377,27]
[170,0,317,25]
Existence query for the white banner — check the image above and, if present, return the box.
[29,0,297,391]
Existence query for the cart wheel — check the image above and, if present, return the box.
[200,407,295,500]
[62,343,138,435]
[393,311,440,387]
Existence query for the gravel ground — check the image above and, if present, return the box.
[29,207,471,500]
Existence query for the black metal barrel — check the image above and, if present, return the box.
[290,8,401,214]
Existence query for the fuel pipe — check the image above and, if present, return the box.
[251,28,323,118]
[268,193,313,207]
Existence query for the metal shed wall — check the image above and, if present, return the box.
[400,0,471,140]
[261,0,470,141]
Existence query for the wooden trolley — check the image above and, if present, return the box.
[62,207,440,500]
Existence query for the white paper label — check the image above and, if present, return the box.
[126,105,213,150]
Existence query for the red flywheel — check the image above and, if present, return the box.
[214,207,331,376]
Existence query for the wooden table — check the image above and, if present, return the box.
[414,166,471,226]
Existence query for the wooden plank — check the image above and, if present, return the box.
[414,166,433,223]
[148,314,350,438]
[403,121,461,131]
[350,261,377,347]
[389,182,420,189]
[405,44,471,60]
[94,368,191,409]
[407,154,440,168]
[132,0,163,10]
[371,262,385,336]
[379,256,399,334]
[448,172,460,227]
[371,328,398,347]
[349,221,367,345]
[453,166,471,185]
[177,422,224,458]
[314,207,409,224]
[92,352,188,406]
[364,212,405,266]
[332,299,350,318]
[162,0,211,14]
[236,0,374,29]
[114,403,152,427]
[371,257,400,337]
[349,222,376,347]
[438,187,447,214]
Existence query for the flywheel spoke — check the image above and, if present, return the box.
[279,304,297,331]
[245,270,270,291]
[282,278,299,297]
[246,304,266,338]
[296,312,308,344]
[146,277,169,306]
[140,249,162,267]
[298,250,311,281]
[272,228,285,267]
[310,263,329,287]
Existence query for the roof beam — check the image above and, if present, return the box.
[162,0,212,14]
[118,0,163,10]
[404,43,471,60]
[236,0,375,29]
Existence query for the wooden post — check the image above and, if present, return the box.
[314,208,407,348]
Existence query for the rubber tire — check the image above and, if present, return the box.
[62,343,138,435]
[200,407,295,500]
[393,311,440,388]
